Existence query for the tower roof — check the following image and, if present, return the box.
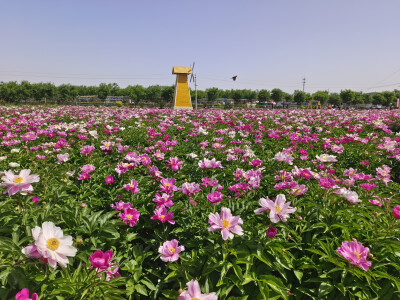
[172,66,192,74]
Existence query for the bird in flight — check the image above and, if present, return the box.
[231,75,237,81]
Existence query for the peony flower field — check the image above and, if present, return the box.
[1,105,400,299]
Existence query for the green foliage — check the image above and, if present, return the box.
[271,88,284,102]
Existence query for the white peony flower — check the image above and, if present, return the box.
[33,221,77,269]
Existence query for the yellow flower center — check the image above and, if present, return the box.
[169,248,175,254]
[126,214,133,220]
[296,189,302,195]
[192,298,200,300]
[165,183,170,187]
[222,219,230,228]
[215,143,219,147]
[105,143,110,147]
[275,205,282,212]
[13,176,24,184]
[355,251,360,260]
[160,215,165,219]
[47,238,60,251]
[129,184,134,188]
[322,157,327,161]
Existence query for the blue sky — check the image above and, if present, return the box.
[1,0,399,93]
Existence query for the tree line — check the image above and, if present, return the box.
[0,81,399,106]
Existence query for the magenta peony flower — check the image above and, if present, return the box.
[207,191,224,205]
[105,175,115,184]
[318,177,337,190]
[178,280,217,300]
[152,193,174,207]
[393,206,400,219]
[1,169,40,196]
[337,240,372,271]
[166,156,183,171]
[150,206,175,224]
[208,207,243,240]
[123,179,139,194]
[159,178,178,194]
[90,250,113,271]
[15,288,38,300]
[266,227,277,238]
[119,208,140,227]
[78,172,90,181]
[254,194,297,223]
[158,239,184,262]
[80,145,95,156]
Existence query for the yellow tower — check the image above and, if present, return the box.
[172,66,192,109]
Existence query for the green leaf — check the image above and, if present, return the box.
[318,282,334,297]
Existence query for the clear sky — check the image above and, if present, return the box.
[1,0,399,93]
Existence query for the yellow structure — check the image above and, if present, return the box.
[307,100,321,109]
[172,66,192,109]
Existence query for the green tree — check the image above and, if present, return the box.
[258,89,271,102]
[283,92,293,102]
[206,88,220,103]
[271,88,283,102]
[219,90,232,99]
[328,93,341,106]
[57,84,78,103]
[363,93,372,104]
[230,89,243,104]
[312,90,329,105]
[98,83,111,100]
[161,86,175,103]
[372,93,385,105]
[382,91,397,107]
[146,85,162,101]
[293,90,306,105]
[340,89,355,105]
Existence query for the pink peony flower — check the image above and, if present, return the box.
[123,179,139,194]
[1,169,40,196]
[105,175,114,184]
[159,178,178,194]
[150,206,175,224]
[78,172,90,181]
[178,280,217,300]
[180,182,201,196]
[198,158,223,169]
[207,191,224,205]
[110,200,132,211]
[81,164,95,174]
[318,177,337,190]
[208,207,243,240]
[56,153,69,164]
[152,193,174,207]
[166,156,183,171]
[360,183,378,191]
[158,239,184,262]
[337,240,372,271]
[254,194,297,223]
[119,208,140,227]
[393,206,400,219]
[90,250,113,271]
[15,288,38,300]
[80,145,95,156]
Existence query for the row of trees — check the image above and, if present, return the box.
[0,81,399,106]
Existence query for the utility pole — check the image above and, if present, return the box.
[302,78,306,92]
[194,74,198,109]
